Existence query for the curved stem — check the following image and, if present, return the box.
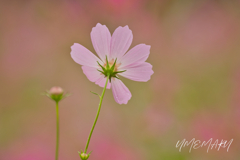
[55,102,59,160]
[84,75,109,153]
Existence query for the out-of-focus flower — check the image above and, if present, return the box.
[44,86,69,102]
[70,23,153,104]
[49,86,64,95]
[79,152,90,160]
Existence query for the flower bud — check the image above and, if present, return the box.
[79,152,90,160]
[49,86,64,95]
[44,86,69,103]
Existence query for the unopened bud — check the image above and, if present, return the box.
[79,151,90,160]
[44,86,69,103]
[49,86,64,95]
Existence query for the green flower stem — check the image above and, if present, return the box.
[55,102,59,160]
[84,75,109,154]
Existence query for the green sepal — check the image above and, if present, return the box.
[50,93,63,102]
[78,151,91,160]
[97,61,106,72]
[97,69,105,74]
[43,91,70,103]
[63,93,71,98]
[105,56,110,69]
[112,70,126,74]
[110,58,117,71]
[97,56,126,82]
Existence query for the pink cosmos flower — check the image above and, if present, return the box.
[70,23,153,104]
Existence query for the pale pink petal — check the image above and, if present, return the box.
[82,66,102,82]
[71,43,101,67]
[110,26,133,60]
[111,78,132,104]
[91,23,111,61]
[119,44,151,68]
[118,62,153,82]
[95,76,111,89]
[82,66,111,89]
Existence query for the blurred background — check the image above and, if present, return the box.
[1,0,240,160]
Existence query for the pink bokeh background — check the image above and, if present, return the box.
[1,0,240,159]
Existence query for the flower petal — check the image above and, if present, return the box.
[119,44,151,68]
[82,66,102,82]
[91,23,111,61]
[111,78,132,104]
[118,62,154,82]
[71,43,101,67]
[82,66,111,89]
[95,76,111,89]
[110,26,133,60]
